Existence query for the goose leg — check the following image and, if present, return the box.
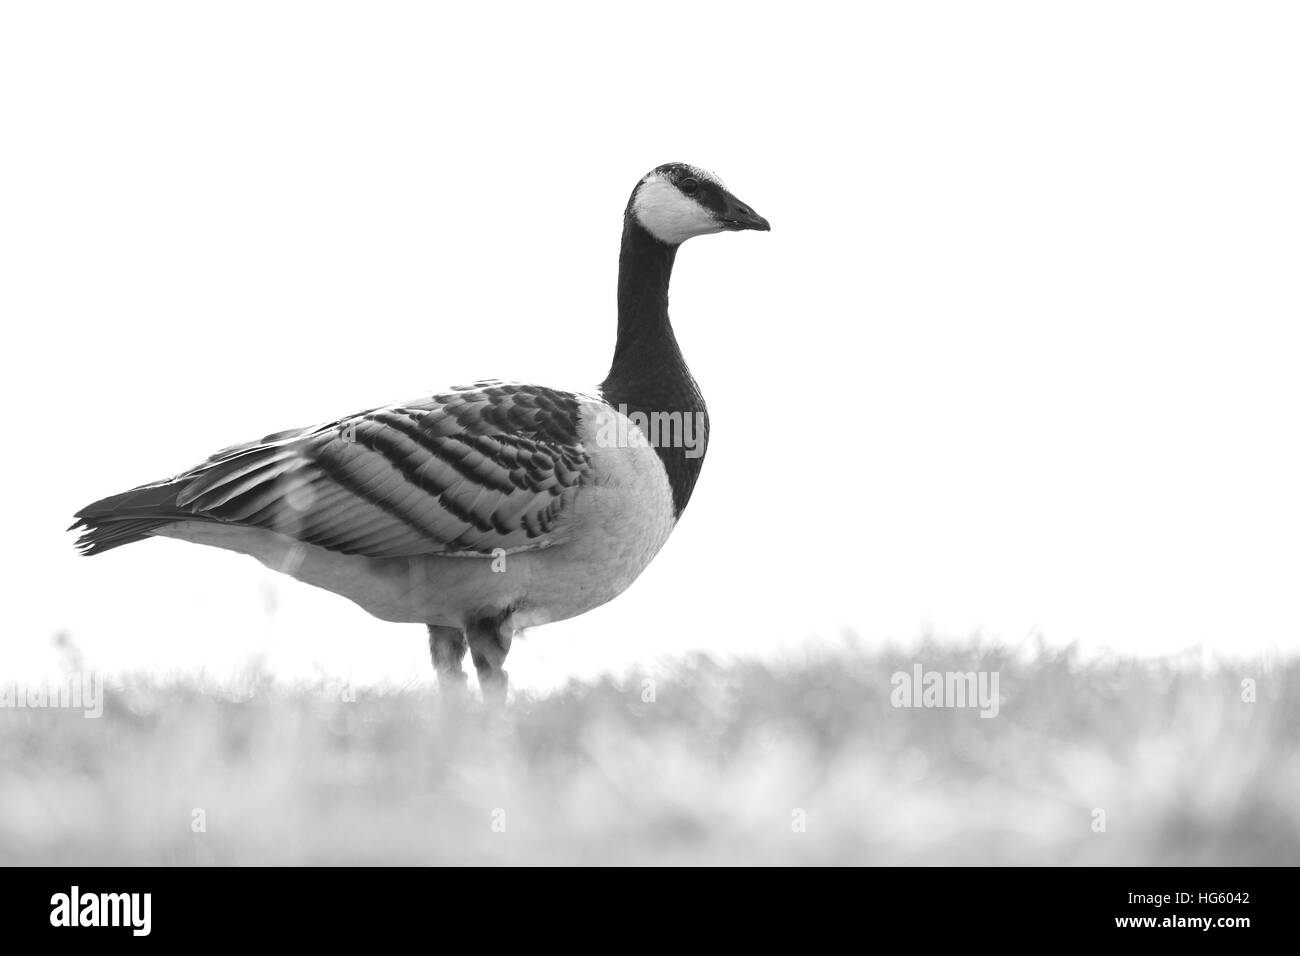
[427,625,468,692]
[467,616,512,704]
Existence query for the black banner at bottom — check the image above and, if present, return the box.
[0,865,1283,943]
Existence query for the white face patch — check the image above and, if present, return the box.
[632,171,724,246]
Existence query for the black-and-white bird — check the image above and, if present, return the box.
[71,163,769,699]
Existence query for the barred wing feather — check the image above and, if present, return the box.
[72,381,594,558]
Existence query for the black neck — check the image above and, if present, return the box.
[600,218,709,517]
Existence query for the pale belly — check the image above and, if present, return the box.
[153,401,678,632]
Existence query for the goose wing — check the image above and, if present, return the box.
[73,381,594,558]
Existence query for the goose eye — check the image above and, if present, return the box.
[679,177,700,195]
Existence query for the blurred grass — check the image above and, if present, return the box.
[1,641,1297,865]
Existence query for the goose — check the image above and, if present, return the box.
[71,163,769,700]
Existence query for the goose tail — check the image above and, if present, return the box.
[70,480,186,556]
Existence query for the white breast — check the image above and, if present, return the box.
[509,397,677,626]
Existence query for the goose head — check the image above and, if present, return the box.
[628,163,770,247]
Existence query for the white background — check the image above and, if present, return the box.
[2,1,1297,690]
